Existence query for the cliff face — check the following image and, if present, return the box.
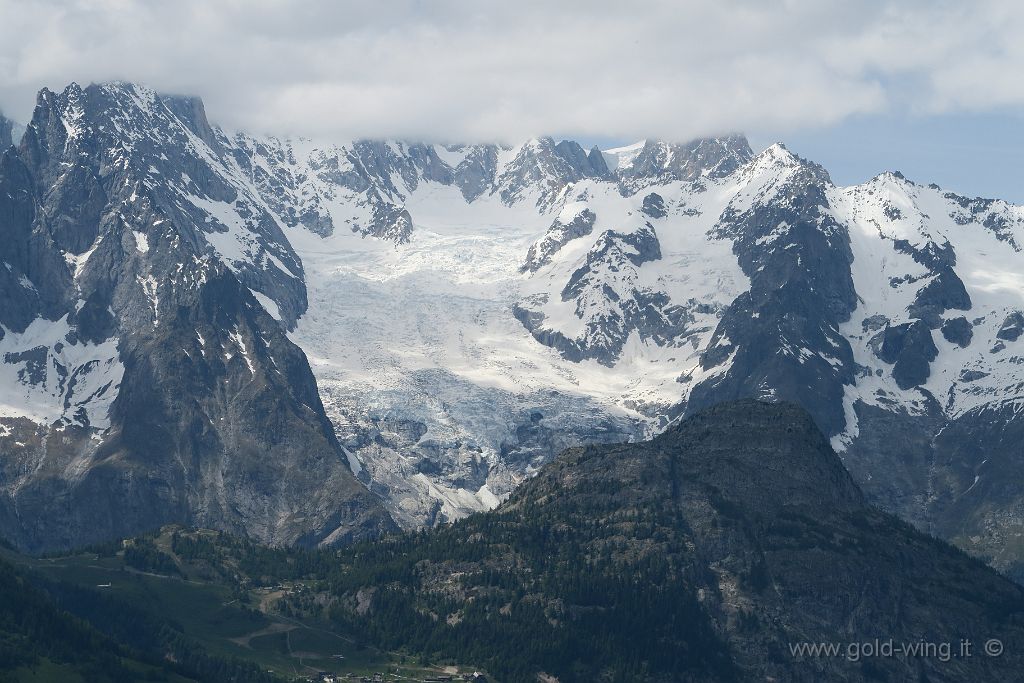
[0,83,393,552]
[0,114,13,150]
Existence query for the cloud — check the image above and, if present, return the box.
[0,0,1022,142]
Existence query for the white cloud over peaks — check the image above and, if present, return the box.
[0,0,1022,142]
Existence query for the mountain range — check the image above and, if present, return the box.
[1,82,1023,582]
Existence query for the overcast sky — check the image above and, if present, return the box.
[1,0,1022,200]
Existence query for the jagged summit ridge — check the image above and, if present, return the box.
[226,129,758,245]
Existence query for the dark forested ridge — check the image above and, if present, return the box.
[315,400,1024,681]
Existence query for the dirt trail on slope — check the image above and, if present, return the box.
[229,620,297,649]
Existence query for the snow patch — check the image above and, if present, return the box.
[341,445,363,477]
[250,290,282,321]
[228,326,255,375]
[0,316,123,429]
[132,230,150,253]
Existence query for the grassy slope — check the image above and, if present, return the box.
[0,529,471,682]
[0,546,200,683]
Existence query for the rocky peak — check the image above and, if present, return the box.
[159,92,221,151]
[449,143,501,201]
[496,136,608,206]
[29,82,307,325]
[344,140,454,199]
[553,139,611,178]
[0,81,392,551]
[614,135,755,191]
[737,142,832,190]
[689,139,857,438]
[0,113,12,150]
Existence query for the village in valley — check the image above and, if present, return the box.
[309,671,487,683]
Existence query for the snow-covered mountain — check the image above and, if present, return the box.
[2,83,1024,578]
[0,85,392,551]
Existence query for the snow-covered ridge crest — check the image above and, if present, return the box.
[222,129,755,246]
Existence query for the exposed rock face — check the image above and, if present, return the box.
[450,144,500,201]
[640,191,666,218]
[688,146,857,436]
[907,266,972,325]
[997,311,1024,341]
[930,400,1024,572]
[516,221,696,367]
[875,320,939,389]
[942,315,973,347]
[332,401,1024,682]
[521,207,597,272]
[497,137,610,207]
[614,135,754,192]
[0,115,13,150]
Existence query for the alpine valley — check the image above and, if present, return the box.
[2,82,1024,584]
